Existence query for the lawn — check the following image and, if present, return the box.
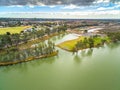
[0,26,31,35]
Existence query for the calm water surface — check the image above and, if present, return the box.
[0,34,120,90]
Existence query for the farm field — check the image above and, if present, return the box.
[0,26,31,35]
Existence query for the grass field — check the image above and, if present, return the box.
[0,26,31,35]
[57,37,84,51]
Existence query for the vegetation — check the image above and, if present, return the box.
[0,40,58,65]
[57,35,110,52]
[0,24,67,66]
[73,35,110,53]
[1,20,119,65]
[57,37,84,51]
[0,25,67,50]
[105,32,120,43]
[0,26,31,35]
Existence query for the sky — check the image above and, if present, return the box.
[0,0,120,19]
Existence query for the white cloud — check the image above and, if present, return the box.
[94,0,110,3]
[29,5,35,8]
[97,7,115,10]
[0,10,119,19]
[56,1,62,4]
[49,5,56,8]
[8,5,24,8]
[97,4,120,11]
[114,4,120,8]
[16,5,24,8]
[97,7,107,10]
[62,4,80,9]
[36,2,46,6]
[93,10,120,15]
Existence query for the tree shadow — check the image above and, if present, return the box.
[0,56,57,73]
[41,56,56,64]
[74,54,82,64]
[0,62,29,73]
[86,49,93,57]
[107,42,120,50]
[80,49,93,57]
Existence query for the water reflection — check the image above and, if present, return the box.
[41,56,56,64]
[86,49,93,56]
[0,62,29,73]
[73,49,93,64]
[107,42,120,49]
[74,54,82,63]
[0,56,57,73]
[80,49,93,57]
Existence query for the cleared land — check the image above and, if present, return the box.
[0,26,31,35]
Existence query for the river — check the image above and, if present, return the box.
[0,34,120,90]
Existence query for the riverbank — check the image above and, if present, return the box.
[0,51,58,66]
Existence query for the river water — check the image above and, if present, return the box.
[0,34,120,90]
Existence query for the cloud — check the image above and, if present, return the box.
[97,7,115,10]
[8,5,24,8]
[62,4,81,9]
[97,2,120,10]
[29,5,35,8]
[94,0,110,3]
[110,0,120,3]
[49,5,56,8]
[97,7,107,10]
[0,0,119,6]
[0,10,119,19]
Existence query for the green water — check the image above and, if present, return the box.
[0,35,120,90]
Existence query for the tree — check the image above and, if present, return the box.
[88,37,94,48]
[84,30,88,33]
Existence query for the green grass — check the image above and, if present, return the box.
[93,36,110,46]
[0,26,31,35]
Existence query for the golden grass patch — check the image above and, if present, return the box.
[0,26,31,35]
[57,37,84,51]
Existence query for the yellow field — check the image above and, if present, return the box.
[0,26,31,35]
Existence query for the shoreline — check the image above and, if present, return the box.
[0,51,58,66]
[57,44,104,52]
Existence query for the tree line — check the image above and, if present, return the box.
[73,35,107,53]
[105,32,120,42]
[0,40,56,62]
